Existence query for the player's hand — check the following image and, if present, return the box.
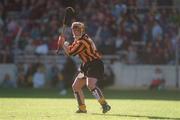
[58,35,66,47]
[56,35,66,54]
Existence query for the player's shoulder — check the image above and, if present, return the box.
[80,34,89,40]
[83,34,89,39]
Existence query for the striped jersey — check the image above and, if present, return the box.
[67,34,102,63]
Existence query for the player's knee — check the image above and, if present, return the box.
[87,84,96,91]
[86,77,97,90]
[72,83,81,91]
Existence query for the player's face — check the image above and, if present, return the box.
[72,26,81,38]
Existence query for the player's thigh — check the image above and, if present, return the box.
[86,77,97,89]
[72,73,86,89]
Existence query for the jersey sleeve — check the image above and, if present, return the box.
[68,40,86,56]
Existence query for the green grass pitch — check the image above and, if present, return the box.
[0,88,180,120]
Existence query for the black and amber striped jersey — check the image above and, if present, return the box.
[67,34,102,63]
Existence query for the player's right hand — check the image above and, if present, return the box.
[58,35,66,48]
[56,35,66,54]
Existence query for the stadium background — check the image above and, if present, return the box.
[0,0,180,90]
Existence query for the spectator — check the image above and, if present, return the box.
[0,46,13,63]
[35,40,49,55]
[16,63,27,87]
[152,37,166,64]
[24,39,35,54]
[115,33,124,52]
[32,67,45,88]
[150,67,165,90]
[1,73,16,88]
[25,63,36,87]
[142,41,154,64]
[17,70,26,87]
[48,35,58,51]
[126,45,138,64]
[152,20,163,42]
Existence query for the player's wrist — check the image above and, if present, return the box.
[63,41,69,47]
[62,41,70,56]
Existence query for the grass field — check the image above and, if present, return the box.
[0,88,180,120]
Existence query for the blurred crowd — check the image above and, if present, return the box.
[0,0,180,65]
[0,57,114,90]
[0,57,77,92]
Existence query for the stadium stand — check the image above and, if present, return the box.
[0,0,180,88]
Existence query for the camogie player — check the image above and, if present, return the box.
[57,22,111,113]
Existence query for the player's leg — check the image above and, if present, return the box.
[72,73,87,113]
[85,60,111,113]
[86,77,106,104]
[86,77,111,113]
